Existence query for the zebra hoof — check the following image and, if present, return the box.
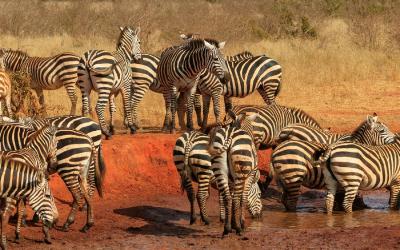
[61,224,70,232]
[32,213,40,224]
[223,227,231,236]
[80,223,93,233]
[44,238,52,245]
[170,129,176,134]
[110,125,115,135]
[129,126,137,134]
[189,216,197,225]
[105,133,112,140]
[14,233,20,243]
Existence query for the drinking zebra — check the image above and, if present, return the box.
[0,48,80,115]
[0,125,59,249]
[0,52,12,117]
[173,130,262,225]
[271,114,396,210]
[78,26,141,138]
[157,38,229,133]
[0,123,103,232]
[314,131,399,214]
[208,111,259,235]
[230,104,321,149]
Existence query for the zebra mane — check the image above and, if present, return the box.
[185,38,221,49]
[350,119,370,137]
[289,106,321,128]
[4,49,29,58]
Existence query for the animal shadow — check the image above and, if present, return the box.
[114,205,202,237]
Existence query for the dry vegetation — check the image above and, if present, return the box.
[0,0,399,131]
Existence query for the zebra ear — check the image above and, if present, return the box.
[135,27,141,35]
[367,115,378,128]
[180,34,188,40]
[246,113,258,122]
[218,41,226,49]
[204,40,215,50]
[119,26,124,31]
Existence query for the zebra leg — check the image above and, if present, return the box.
[95,88,112,139]
[121,84,136,134]
[218,191,226,223]
[184,88,196,131]
[389,182,400,210]
[169,87,177,133]
[196,172,212,225]
[211,92,221,124]
[130,83,150,129]
[281,181,302,211]
[65,83,78,115]
[194,93,202,127]
[62,201,79,231]
[323,167,338,214]
[342,185,360,213]
[5,94,12,118]
[181,175,196,224]
[177,93,187,130]
[79,179,94,232]
[0,199,13,249]
[15,199,26,243]
[34,88,47,117]
[109,94,117,135]
[162,91,172,132]
[0,100,3,116]
[232,177,245,235]
[201,95,211,131]
[224,96,233,113]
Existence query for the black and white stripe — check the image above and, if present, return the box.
[0,125,59,248]
[0,48,80,115]
[208,112,259,235]
[173,130,262,225]
[158,38,229,133]
[271,115,395,210]
[77,26,141,138]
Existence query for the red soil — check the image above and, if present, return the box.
[7,134,400,249]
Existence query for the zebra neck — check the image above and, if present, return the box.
[182,47,210,78]
[7,56,27,72]
[114,47,131,63]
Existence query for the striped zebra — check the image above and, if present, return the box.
[0,120,105,232]
[271,114,396,211]
[78,26,141,138]
[230,104,321,149]
[0,53,12,117]
[0,125,59,248]
[314,133,400,214]
[173,130,262,225]
[157,38,229,133]
[208,111,259,235]
[0,48,80,115]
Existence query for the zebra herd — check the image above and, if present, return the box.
[0,23,398,241]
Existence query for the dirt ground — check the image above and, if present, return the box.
[7,134,400,250]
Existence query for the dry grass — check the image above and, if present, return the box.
[1,0,399,131]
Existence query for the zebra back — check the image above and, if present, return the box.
[226,51,253,62]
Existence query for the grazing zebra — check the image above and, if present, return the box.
[208,111,259,235]
[0,48,80,115]
[230,104,321,149]
[78,26,141,138]
[0,125,59,248]
[0,123,104,232]
[271,114,396,211]
[173,130,262,225]
[157,38,229,133]
[314,133,399,214]
[0,52,12,117]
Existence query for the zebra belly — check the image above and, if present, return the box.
[174,78,196,91]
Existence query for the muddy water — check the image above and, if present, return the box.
[247,190,400,231]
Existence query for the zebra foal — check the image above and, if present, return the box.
[0,125,59,249]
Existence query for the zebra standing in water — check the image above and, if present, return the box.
[78,26,141,138]
[157,38,229,133]
[315,131,400,214]
[0,48,80,115]
[0,125,59,248]
[173,130,262,225]
[208,111,259,235]
[0,52,12,117]
[271,115,396,211]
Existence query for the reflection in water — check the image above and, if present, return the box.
[248,191,399,231]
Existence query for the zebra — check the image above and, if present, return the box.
[0,53,12,117]
[0,48,80,115]
[208,111,259,235]
[229,104,322,149]
[0,125,59,248]
[157,38,229,133]
[0,122,104,232]
[314,132,399,214]
[271,114,396,211]
[173,130,262,225]
[77,26,141,138]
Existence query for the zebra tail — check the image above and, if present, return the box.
[95,144,106,198]
[180,140,193,193]
[313,146,333,166]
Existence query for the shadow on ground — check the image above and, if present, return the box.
[114,206,203,236]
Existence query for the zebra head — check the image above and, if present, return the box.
[247,170,263,218]
[0,48,29,72]
[31,172,59,228]
[118,26,142,61]
[352,113,396,145]
[208,111,257,156]
[204,40,230,84]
